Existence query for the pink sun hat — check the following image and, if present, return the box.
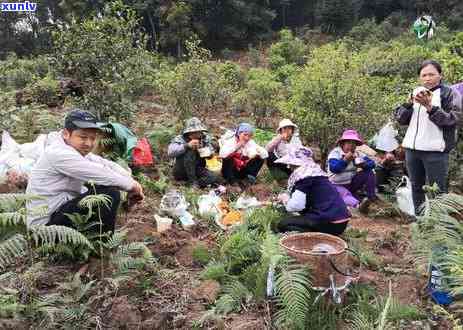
[337,129,364,146]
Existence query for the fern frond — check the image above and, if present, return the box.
[111,242,154,274]
[377,282,392,330]
[349,310,376,330]
[422,193,463,217]
[260,229,286,268]
[441,247,463,296]
[0,193,43,212]
[200,260,228,282]
[215,294,238,314]
[0,211,26,228]
[78,193,112,213]
[274,264,312,330]
[0,234,27,269]
[215,280,253,314]
[30,225,93,249]
[103,229,127,250]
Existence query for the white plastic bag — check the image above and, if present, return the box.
[396,176,415,216]
[160,190,189,217]
[19,134,47,161]
[198,192,222,219]
[375,122,399,153]
[235,196,261,209]
[0,131,47,179]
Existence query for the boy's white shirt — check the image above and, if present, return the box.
[26,131,135,226]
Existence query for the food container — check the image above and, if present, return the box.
[198,147,212,158]
[154,214,173,233]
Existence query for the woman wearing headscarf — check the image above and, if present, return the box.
[395,60,462,214]
[219,123,268,185]
[277,146,350,235]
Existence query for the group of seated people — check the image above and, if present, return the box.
[24,109,403,239]
[168,117,404,236]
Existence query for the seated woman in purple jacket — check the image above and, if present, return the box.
[327,130,377,214]
[277,146,350,236]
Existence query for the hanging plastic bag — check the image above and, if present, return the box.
[396,176,415,216]
[413,15,436,41]
[132,138,154,167]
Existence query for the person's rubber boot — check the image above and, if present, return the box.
[358,197,372,215]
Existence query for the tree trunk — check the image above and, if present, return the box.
[147,13,157,51]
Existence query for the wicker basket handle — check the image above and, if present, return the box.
[327,248,361,277]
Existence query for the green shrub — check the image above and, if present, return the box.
[360,41,432,79]
[281,42,391,161]
[268,29,307,69]
[0,54,51,90]
[244,68,283,128]
[53,1,159,122]
[200,261,228,283]
[27,76,62,106]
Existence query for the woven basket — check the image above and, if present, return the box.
[280,232,348,288]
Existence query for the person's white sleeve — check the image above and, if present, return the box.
[48,149,135,191]
[248,140,268,159]
[257,144,269,159]
[285,190,306,212]
[219,139,238,158]
[86,153,132,177]
[327,147,341,160]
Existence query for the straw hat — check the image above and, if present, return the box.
[277,119,297,133]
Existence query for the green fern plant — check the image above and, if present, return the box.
[347,282,425,330]
[200,261,228,282]
[110,241,155,275]
[215,281,253,314]
[0,194,93,270]
[273,264,312,330]
[411,193,463,285]
[34,272,97,329]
